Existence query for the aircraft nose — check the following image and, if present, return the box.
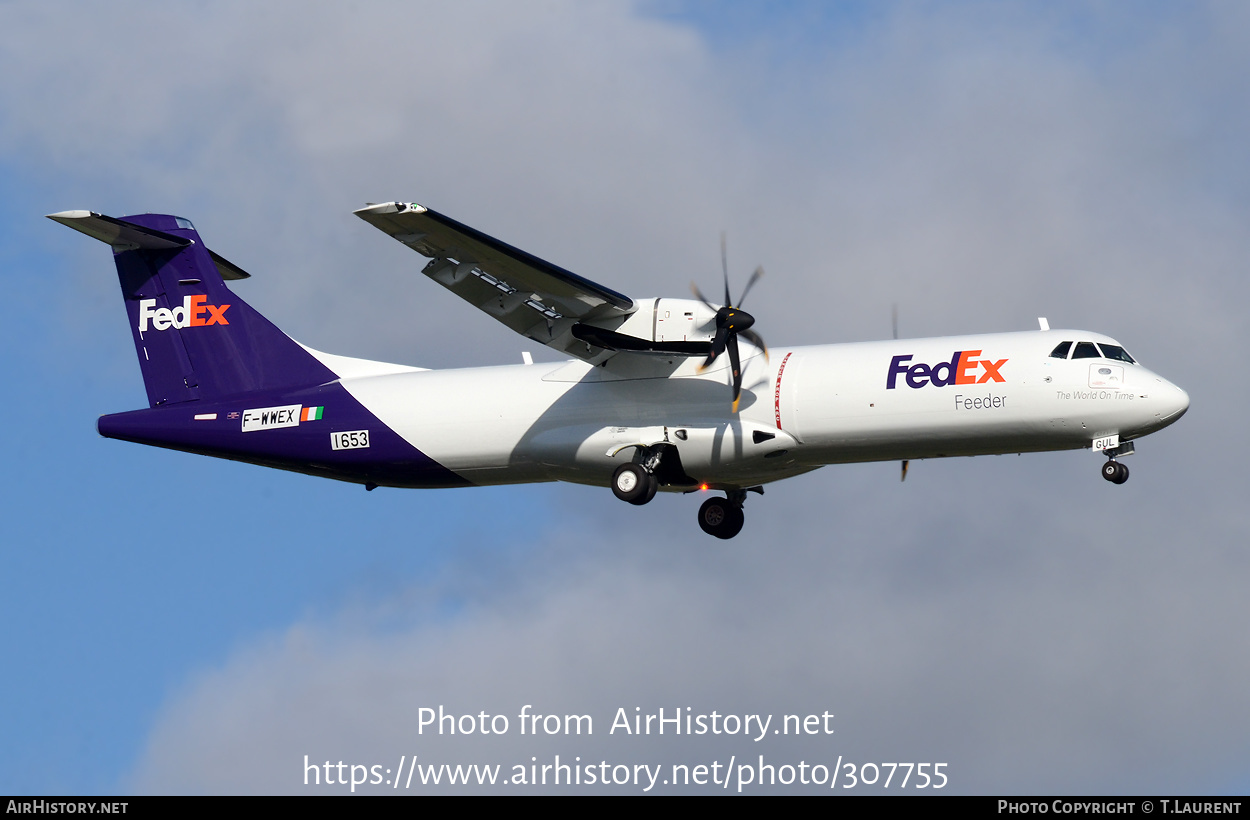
[1159,381,1189,422]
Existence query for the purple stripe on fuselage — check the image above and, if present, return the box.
[96,381,467,489]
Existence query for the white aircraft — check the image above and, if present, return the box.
[50,202,1189,538]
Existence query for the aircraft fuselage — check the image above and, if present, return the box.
[98,328,1189,492]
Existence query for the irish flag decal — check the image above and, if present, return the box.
[300,406,324,422]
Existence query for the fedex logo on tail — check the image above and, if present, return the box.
[887,350,1007,389]
[137,296,230,332]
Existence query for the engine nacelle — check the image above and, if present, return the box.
[606,297,719,345]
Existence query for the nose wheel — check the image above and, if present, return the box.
[1101,460,1129,484]
[612,462,659,505]
[697,494,746,539]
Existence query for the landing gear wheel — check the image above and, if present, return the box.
[1101,461,1129,484]
[635,471,659,506]
[698,497,745,540]
[612,463,656,504]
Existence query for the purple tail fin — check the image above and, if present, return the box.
[49,211,336,406]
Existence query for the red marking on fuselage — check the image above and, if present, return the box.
[774,351,793,430]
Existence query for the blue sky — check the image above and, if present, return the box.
[2,1,1248,795]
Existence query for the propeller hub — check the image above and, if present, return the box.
[717,306,755,333]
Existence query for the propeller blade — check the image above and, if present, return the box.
[738,265,764,307]
[701,323,731,370]
[691,282,717,311]
[720,232,731,307]
[728,332,743,413]
[739,327,768,359]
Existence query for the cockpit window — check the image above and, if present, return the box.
[1049,341,1073,359]
[1071,342,1100,359]
[174,217,195,230]
[1097,343,1136,364]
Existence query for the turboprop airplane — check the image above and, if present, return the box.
[49,202,1189,539]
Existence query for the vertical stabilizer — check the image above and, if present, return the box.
[49,211,337,406]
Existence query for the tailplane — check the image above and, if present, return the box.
[49,211,336,406]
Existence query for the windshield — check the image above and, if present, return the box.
[1097,343,1136,364]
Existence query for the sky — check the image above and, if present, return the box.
[1,0,1247,795]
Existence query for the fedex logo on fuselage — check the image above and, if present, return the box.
[137,296,230,332]
[886,350,1008,389]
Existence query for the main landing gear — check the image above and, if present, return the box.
[611,462,658,506]
[1101,459,1129,485]
[609,448,751,538]
[611,442,682,508]
[697,492,746,540]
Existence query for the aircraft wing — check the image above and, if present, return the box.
[354,202,636,362]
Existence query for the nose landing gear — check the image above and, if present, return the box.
[1097,439,1134,485]
[1101,459,1129,484]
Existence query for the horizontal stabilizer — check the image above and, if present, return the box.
[47,210,189,251]
[49,211,251,279]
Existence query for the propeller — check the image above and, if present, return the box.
[894,301,909,482]
[692,234,768,413]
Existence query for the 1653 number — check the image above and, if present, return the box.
[331,430,370,450]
